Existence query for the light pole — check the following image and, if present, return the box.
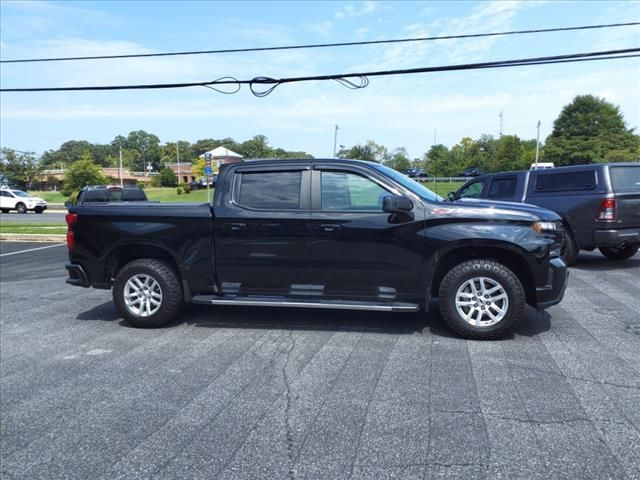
[535,120,541,168]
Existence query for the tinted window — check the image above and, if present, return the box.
[458,180,486,199]
[121,189,146,201]
[487,177,517,199]
[535,171,596,192]
[610,166,640,193]
[236,171,302,209]
[321,171,388,211]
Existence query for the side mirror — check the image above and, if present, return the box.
[447,191,458,201]
[382,195,413,213]
[64,200,73,208]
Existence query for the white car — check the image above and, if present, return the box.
[0,188,48,214]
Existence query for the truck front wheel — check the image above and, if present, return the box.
[438,260,525,339]
[113,258,183,328]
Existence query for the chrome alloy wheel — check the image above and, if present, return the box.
[123,274,163,317]
[454,276,509,327]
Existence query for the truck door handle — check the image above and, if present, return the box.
[320,224,342,232]
[224,222,246,231]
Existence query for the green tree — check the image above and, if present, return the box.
[125,130,162,171]
[158,167,178,187]
[424,144,451,177]
[0,148,42,189]
[545,94,640,165]
[61,151,106,196]
[384,147,411,172]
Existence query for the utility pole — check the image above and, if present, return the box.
[119,146,123,186]
[333,125,339,157]
[499,110,504,137]
[176,142,181,184]
[433,128,437,145]
[535,120,541,167]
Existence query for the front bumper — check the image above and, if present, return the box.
[65,263,90,287]
[594,227,640,247]
[535,257,569,310]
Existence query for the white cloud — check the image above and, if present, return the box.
[334,1,378,19]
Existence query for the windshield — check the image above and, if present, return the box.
[11,190,31,198]
[371,163,442,202]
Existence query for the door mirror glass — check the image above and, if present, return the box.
[382,195,413,213]
[447,191,457,201]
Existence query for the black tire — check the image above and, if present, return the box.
[112,258,183,328]
[561,230,578,266]
[599,245,639,261]
[438,259,525,340]
[15,203,27,214]
[0,209,9,213]
[34,207,44,214]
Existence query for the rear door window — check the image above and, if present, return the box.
[534,171,596,192]
[236,171,302,210]
[487,176,518,200]
[609,166,640,193]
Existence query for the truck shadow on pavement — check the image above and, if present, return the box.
[76,301,551,340]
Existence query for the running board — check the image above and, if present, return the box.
[191,295,420,312]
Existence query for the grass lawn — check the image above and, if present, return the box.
[422,181,465,197]
[0,223,67,235]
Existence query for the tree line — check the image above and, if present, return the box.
[1,94,638,190]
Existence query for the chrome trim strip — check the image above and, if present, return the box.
[191,297,419,312]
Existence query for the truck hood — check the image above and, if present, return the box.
[450,198,561,222]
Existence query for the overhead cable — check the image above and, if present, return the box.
[1,48,638,96]
[1,22,638,64]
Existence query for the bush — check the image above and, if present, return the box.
[159,167,178,187]
[149,175,162,187]
[182,184,191,194]
[177,187,182,195]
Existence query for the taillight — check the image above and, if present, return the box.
[65,213,78,250]
[596,199,616,222]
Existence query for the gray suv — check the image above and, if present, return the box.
[450,163,640,264]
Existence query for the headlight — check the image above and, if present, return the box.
[533,221,558,233]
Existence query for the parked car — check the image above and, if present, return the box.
[0,187,47,213]
[449,163,640,264]
[65,158,567,339]
[405,168,429,179]
[458,167,485,177]
[68,185,148,206]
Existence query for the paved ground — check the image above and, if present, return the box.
[1,243,639,480]
[0,211,66,224]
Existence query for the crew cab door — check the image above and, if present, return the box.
[308,165,424,301]
[485,175,521,202]
[0,191,13,209]
[213,165,311,296]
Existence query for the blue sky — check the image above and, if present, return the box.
[1,0,639,159]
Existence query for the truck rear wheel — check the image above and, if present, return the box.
[113,258,183,328]
[599,245,639,261]
[438,260,525,339]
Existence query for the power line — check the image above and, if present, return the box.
[1,22,638,64]
[1,48,638,95]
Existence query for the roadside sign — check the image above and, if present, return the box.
[204,166,212,175]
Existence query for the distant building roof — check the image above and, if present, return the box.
[199,146,243,159]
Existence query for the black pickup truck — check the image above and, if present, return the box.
[65,159,568,339]
[450,163,640,264]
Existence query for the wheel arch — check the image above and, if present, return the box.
[430,245,536,306]
[103,242,191,301]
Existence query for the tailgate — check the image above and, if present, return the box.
[610,166,640,227]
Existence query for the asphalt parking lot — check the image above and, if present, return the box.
[1,242,639,480]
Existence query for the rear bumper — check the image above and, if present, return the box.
[535,257,569,310]
[594,227,640,247]
[65,263,90,287]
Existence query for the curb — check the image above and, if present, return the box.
[0,233,66,243]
